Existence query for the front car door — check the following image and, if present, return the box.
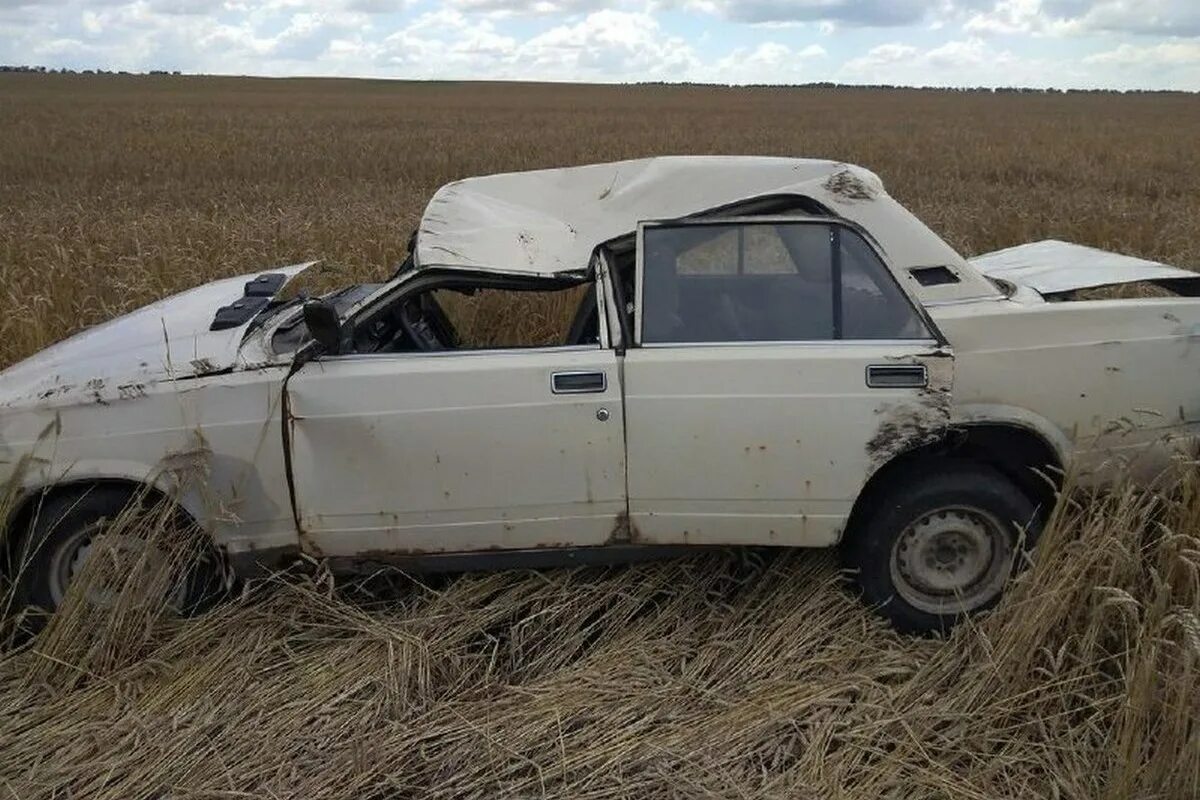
[620,217,953,547]
[284,271,627,558]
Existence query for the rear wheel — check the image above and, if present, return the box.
[843,462,1041,634]
[10,486,224,621]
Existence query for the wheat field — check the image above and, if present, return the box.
[0,74,1198,799]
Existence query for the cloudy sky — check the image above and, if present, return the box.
[2,1,1199,90]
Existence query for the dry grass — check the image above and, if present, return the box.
[1,74,1199,798]
[435,287,589,348]
[0,477,1197,798]
[3,74,1200,366]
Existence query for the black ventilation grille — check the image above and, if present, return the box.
[211,296,270,331]
[910,266,960,287]
[210,272,287,331]
[244,272,287,297]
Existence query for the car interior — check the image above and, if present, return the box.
[638,220,930,344]
[275,200,927,358]
[347,282,600,354]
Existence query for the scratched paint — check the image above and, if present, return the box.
[2,158,1200,585]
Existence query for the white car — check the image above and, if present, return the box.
[4,157,1199,632]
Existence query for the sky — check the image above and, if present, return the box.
[2,1,1199,90]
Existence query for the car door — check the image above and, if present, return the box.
[284,277,627,558]
[620,217,952,548]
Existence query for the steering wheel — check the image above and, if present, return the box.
[397,298,444,351]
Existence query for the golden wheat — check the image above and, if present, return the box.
[3,75,1200,366]
[1,75,1198,799]
[0,476,1196,798]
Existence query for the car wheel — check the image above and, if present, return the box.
[9,486,224,621]
[843,461,1041,634]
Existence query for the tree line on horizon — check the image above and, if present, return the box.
[0,64,1192,94]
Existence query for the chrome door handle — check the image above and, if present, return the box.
[866,364,928,389]
[552,370,608,394]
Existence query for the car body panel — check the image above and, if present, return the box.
[969,239,1200,295]
[931,296,1200,483]
[0,262,314,412]
[418,157,1000,305]
[622,343,951,547]
[0,264,315,559]
[285,347,628,557]
[0,367,296,555]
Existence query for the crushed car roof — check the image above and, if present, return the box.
[415,156,979,285]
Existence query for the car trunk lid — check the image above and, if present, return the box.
[969,240,1200,297]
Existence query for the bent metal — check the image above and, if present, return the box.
[4,157,1200,633]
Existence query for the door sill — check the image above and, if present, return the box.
[326,544,711,575]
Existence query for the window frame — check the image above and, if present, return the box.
[328,266,611,360]
[594,249,627,352]
[633,215,944,348]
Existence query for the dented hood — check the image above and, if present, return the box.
[970,240,1200,295]
[0,263,314,409]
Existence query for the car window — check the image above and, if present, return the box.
[349,281,601,355]
[641,221,929,344]
[433,285,592,349]
[839,229,932,340]
[675,226,800,275]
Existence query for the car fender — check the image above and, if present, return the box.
[949,403,1073,468]
[6,455,200,526]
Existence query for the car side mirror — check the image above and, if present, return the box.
[302,299,342,355]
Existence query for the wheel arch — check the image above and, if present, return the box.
[845,420,1064,545]
[3,475,200,557]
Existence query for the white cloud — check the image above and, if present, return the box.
[372,9,516,75]
[343,0,416,11]
[443,0,942,26]
[445,0,618,16]
[1084,39,1200,66]
[271,11,369,60]
[843,42,918,70]
[697,40,826,83]
[963,0,1060,35]
[360,8,700,82]
[516,10,698,79]
[963,0,1200,37]
[841,37,1048,86]
[1,1,1200,90]
[670,0,939,27]
[1052,0,1200,36]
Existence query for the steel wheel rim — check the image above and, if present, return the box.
[47,523,98,608]
[45,521,188,610]
[888,505,1015,615]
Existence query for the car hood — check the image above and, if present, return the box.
[0,262,315,410]
[969,240,1200,296]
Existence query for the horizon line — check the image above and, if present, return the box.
[2,66,1195,95]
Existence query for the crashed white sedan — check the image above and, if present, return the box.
[4,157,1199,632]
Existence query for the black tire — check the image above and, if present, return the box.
[9,486,224,621]
[842,461,1041,634]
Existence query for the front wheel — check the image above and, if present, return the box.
[9,486,224,623]
[843,462,1042,634]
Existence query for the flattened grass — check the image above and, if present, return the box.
[1,476,1197,798]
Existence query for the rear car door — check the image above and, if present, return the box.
[284,278,627,558]
[620,218,952,547]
